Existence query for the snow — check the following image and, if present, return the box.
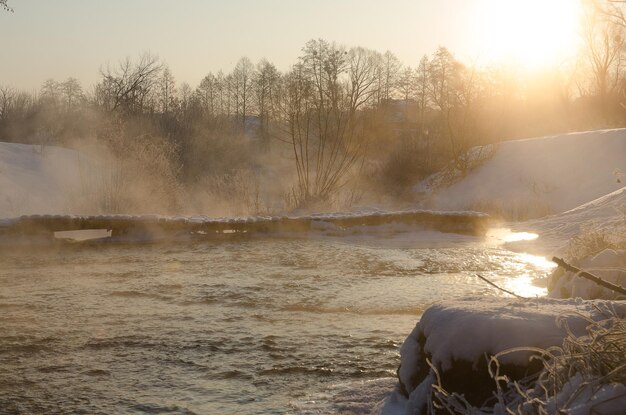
[549,249,626,300]
[508,186,626,256]
[547,375,626,415]
[0,142,84,218]
[418,129,626,216]
[393,298,626,415]
[399,297,616,383]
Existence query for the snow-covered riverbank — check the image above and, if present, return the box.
[388,129,626,415]
[416,128,626,220]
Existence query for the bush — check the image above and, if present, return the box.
[76,133,182,214]
[566,226,626,264]
[375,137,435,197]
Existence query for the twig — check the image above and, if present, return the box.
[476,274,527,299]
[552,257,626,296]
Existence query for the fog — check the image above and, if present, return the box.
[1,4,626,220]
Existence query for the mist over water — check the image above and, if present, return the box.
[0,236,551,414]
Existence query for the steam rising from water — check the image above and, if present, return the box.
[0,236,552,413]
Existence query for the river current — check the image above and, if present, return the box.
[0,231,552,414]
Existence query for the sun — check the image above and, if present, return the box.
[470,0,583,70]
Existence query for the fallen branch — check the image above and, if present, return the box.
[552,257,626,297]
[476,274,527,299]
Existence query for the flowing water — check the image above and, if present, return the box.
[0,231,553,414]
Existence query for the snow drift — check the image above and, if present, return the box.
[508,186,626,255]
[418,129,626,217]
[549,249,626,300]
[0,142,84,218]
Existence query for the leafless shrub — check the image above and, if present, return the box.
[376,138,433,197]
[566,225,626,264]
[76,133,181,214]
[202,170,263,216]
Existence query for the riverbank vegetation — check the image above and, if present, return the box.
[2,1,626,215]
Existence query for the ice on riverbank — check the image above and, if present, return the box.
[393,129,626,414]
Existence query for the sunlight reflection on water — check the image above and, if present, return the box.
[484,228,554,298]
[485,227,539,244]
[504,253,555,298]
[0,235,557,414]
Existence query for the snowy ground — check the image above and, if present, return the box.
[393,130,626,415]
[507,186,626,256]
[2,132,625,414]
[417,129,626,217]
[0,142,84,218]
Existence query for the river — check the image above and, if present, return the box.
[0,231,552,414]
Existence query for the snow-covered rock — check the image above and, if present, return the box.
[396,297,626,413]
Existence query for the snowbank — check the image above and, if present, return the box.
[394,297,626,414]
[549,249,626,300]
[509,186,626,255]
[0,142,84,218]
[418,129,626,217]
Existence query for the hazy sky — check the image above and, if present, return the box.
[1,0,582,91]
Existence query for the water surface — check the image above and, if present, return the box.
[0,233,551,414]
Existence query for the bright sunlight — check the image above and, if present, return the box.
[471,0,583,69]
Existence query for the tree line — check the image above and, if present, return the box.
[1,2,626,211]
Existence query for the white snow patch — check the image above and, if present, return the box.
[397,298,626,414]
[549,249,626,300]
[418,129,626,216]
[0,142,85,218]
[509,186,626,255]
[398,298,625,394]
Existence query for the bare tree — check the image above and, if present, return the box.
[414,55,432,165]
[215,71,227,117]
[415,56,430,125]
[0,86,15,122]
[446,65,488,173]
[253,59,281,148]
[96,53,163,115]
[281,39,368,206]
[380,51,401,102]
[346,47,380,113]
[232,57,254,127]
[178,82,192,114]
[429,47,459,112]
[1,0,12,12]
[158,66,177,114]
[398,66,415,103]
[581,3,624,119]
[40,79,61,105]
[61,77,83,110]
[197,72,218,117]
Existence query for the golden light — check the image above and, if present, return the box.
[470,0,583,70]
[504,254,555,298]
[505,274,548,297]
[485,228,539,244]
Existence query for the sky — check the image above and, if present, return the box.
[0,0,584,91]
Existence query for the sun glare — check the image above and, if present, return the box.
[471,0,583,70]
